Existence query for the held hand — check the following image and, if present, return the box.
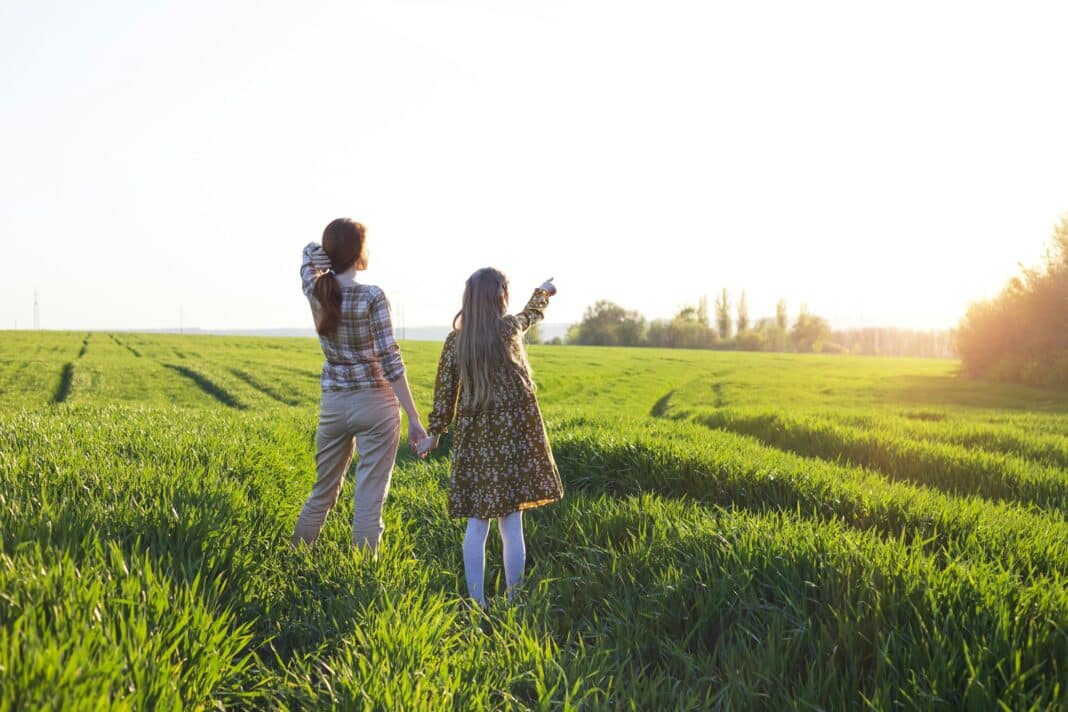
[415,434,439,458]
[408,421,428,455]
[538,277,557,296]
[311,245,332,272]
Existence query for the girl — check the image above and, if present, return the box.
[292,217,426,552]
[417,268,564,607]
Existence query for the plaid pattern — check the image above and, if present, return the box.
[301,242,406,391]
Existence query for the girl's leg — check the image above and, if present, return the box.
[498,511,526,599]
[292,392,356,546]
[463,517,491,607]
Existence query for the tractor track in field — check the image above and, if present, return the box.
[685,409,1068,515]
[650,390,675,418]
[190,355,309,407]
[647,386,1068,514]
[226,367,303,406]
[47,336,91,404]
[109,334,142,358]
[162,364,245,409]
[51,363,74,404]
[551,424,1068,580]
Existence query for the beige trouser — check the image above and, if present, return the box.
[292,387,401,551]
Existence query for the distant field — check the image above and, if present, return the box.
[1,331,1066,709]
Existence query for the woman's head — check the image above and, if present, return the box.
[322,218,368,272]
[314,218,368,337]
[454,267,532,410]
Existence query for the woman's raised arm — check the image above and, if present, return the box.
[299,242,332,298]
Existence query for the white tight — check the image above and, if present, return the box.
[463,511,525,607]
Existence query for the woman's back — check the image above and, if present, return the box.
[301,242,404,391]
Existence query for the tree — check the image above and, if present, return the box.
[697,296,710,327]
[736,291,750,333]
[647,304,718,349]
[754,316,787,352]
[646,319,671,348]
[714,288,732,339]
[957,214,1068,385]
[735,329,764,351]
[568,300,647,346]
[791,305,831,353]
[776,299,788,331]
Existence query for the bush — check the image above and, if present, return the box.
[791,310,831,353]
[569,301,647,346]
[735,330,765,351]
[816,341,846,355]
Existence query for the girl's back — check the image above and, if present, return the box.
[425,269,562,520]
[418,268,563,608]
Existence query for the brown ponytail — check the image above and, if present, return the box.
[315,218,368,337]
[314,273,342,336]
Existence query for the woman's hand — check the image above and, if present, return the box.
[538,277,557,296]
[408,421,428,454]
[311,245,332,272]
[415,434,440,458]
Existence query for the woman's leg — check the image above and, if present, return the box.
[349,388,401,552]
[292,392,356,546]
[498,511,525,599]
[463,517,491,607]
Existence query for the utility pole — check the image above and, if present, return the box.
[33,290,39,330]
[400,305,406,341]
[179,305,184,335]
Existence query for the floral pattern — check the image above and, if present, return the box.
[428,290,564,518]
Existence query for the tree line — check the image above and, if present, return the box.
[552,291,955,358]
[957,215,1068,387]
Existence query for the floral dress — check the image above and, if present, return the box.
[428,289,564,519]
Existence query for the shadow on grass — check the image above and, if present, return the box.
[51,363,74,404]
[650,390,674,418]
[164,364,244,409]
[878,373,1068,413]
[227,368,304,406]
[549,429,1068,578]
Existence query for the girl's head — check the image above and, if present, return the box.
[314,218,369,337]
[454,267,532,410]
[454,267,509,329]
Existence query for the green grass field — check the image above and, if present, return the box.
[1,331,1066,709]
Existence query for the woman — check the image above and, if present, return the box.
[291,217,425,552]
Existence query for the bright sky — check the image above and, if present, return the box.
[3,0,1067,332]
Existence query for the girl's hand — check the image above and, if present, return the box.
[415,434,439,458]
[311,245,332,272]
[538,277,557,296]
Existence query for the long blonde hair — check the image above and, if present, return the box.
[453,267,533,410]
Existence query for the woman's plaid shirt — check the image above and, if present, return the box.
[301,242,406,391]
